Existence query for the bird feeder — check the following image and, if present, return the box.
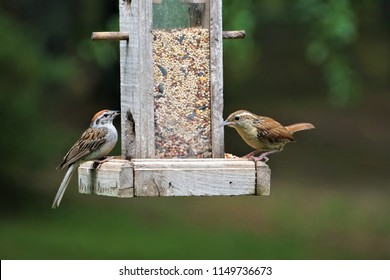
[79,0,270,197]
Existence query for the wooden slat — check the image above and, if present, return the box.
[256,161,271,196]
[78,160,133,197]
[210,0,224,158]
[78,159,271,198]
[133,159,256,197]
[119,0,155,160]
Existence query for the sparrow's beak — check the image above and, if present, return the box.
[110,110,120,120]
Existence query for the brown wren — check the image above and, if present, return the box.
[223,110,315,162]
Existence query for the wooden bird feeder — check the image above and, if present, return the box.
[79,0,270,198]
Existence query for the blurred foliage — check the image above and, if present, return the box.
[0,0,388,260]
[223,0,387,105]
[0,13,73,211]
[223,0,258,75]
[0,1,120,211]
[295,0,358,105]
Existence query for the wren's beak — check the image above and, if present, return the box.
[222,120,234,127]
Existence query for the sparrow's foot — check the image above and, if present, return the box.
[93,156,115,170]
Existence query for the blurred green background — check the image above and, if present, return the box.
[0,0,389,259]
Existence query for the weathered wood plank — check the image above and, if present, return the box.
[78,159,133,197]
[256,161,271,196]
[119,0,155,160]
[133,159,256,197]
[210,0,224,158]
[78,158,270,197]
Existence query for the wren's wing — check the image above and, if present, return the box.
[57,127,108,170]
[256,116,295,143]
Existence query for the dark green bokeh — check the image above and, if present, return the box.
[0,0,389,259]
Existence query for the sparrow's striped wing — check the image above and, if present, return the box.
[57,127,108,170]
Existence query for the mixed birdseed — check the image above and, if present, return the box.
[153,28,212,158]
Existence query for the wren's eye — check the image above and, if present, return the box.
[234,116,240,121]
[103,113,109,118]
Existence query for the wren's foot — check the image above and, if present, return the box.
[93,156,115,170]
[250,154,269,163]
[250,150,280,163]
[243,150,260,158]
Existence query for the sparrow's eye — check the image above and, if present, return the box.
[234,116,240,121]
[103,113,109,117]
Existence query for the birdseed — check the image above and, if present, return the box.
[153,28,212,158]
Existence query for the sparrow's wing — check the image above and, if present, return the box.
[257,116,294,143]
[57,127,108,170]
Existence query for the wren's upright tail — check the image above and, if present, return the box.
[285,123,315,134]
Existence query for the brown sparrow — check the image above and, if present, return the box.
[52,109,120,209]
[223,110,314,162]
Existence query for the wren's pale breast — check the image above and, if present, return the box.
[234,121,266,150]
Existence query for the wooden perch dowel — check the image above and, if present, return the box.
[91,32,129,41]
[222,30,246,39]
[91,30,245,41]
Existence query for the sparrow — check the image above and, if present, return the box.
[223,110,314,162]
[52,109,120,209]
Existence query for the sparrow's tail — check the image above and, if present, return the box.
[285,123,315,134]
[52,164,77,209]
